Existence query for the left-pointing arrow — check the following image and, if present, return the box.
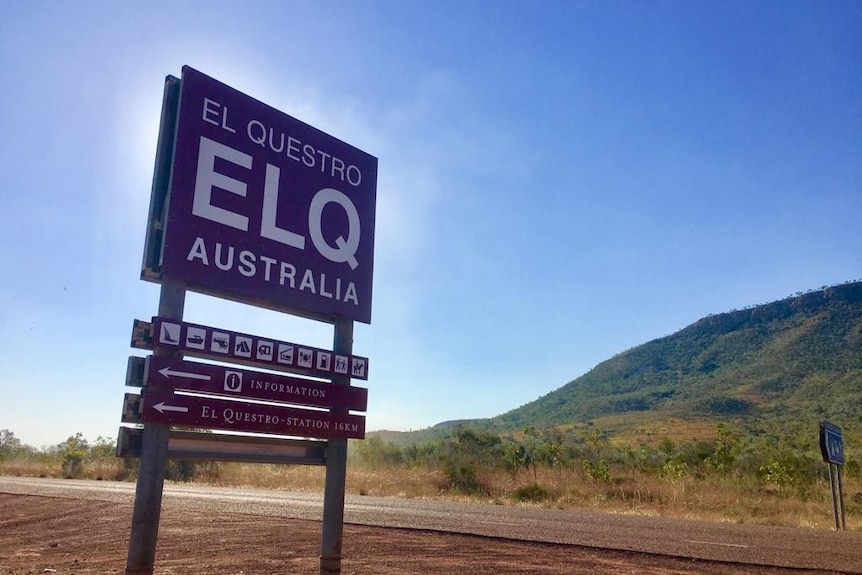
[158,367,212,381]
[152,401,189,414]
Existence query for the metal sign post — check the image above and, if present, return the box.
[125,278,185,574]
[125,73,183,575]
[837,466,847,531]
[320,318,353,575]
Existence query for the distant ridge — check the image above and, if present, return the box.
[381,280,862,444]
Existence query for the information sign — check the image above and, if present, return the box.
[145,355,367,411]
[156,66,378,323]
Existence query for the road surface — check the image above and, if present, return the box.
[1,476,859,573]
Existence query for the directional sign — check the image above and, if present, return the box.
[155,66,377,324]
[138,317,369,380]
[819,421,845,465]
[139,389,365,440]
[145,355,367,411]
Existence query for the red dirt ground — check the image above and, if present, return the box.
[0,493,848,575]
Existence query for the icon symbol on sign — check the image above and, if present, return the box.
[212,333,230,352]
[160,323,180,344]
[335,356,348,374]
[298,348,313,368]
[278,345,294,364]
[257,341,274,361]
[185,326,207,350]
[224,371,242,393]
[234,336,252,357]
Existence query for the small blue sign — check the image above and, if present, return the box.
[819,421,845,465]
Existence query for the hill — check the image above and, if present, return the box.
[383,280,862,445]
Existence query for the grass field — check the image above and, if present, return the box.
[2,446,858,532]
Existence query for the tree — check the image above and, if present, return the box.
[502,440,525,477]
[87,435,120,481]
[58,433,89,478]
[89,436,116,459]
[0,429,22,459]
[705,423,743,476]
[537,429,565,475]
[522,426,540,479]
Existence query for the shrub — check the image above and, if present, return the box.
[759,459,794,492]
[354,436,404,467]
[583,459,611,483]
[439,461,490,495]
[660,459,688,483]
[513,482,550,502]
[164,460,221,482]
[705,423,743,476]
[118,457,139,481]
[433,426,503,495]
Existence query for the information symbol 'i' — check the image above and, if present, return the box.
[224,371,242,393]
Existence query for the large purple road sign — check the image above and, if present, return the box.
[158,66,377,323]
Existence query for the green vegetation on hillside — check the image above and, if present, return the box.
[389,281,862,447]
[500,281,862,436]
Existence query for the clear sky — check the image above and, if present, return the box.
[1,1,859,448]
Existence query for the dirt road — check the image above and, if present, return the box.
[2,477,859,575]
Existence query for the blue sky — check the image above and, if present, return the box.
[1,1,859,448]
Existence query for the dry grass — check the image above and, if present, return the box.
[207,462,327,491]
[344,465,862,531]
[0,459,60,479]
[0,457,134,481]
[347,466,443,498]
[2,458,858,531]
